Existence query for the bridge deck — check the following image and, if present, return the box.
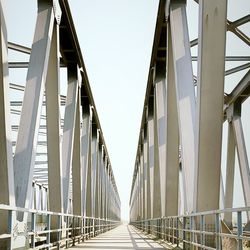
[70,224,165,250]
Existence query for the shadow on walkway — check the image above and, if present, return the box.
[70,224,165,249]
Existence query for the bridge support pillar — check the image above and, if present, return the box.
[170,0,196,213]
[45,17,64,243]
[195,0,227,247]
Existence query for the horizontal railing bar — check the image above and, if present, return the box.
[191,56,250,61]
[0,204,119,221]
[0,234,11,239]
[133,206,250,219]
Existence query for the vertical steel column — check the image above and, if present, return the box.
[103,157,108,220]
[85,108,93,218]
[137,172,140,220]
[108,166,112,220]
[72,89,82,216]
[0,0,15,247]
[232,104,250,214]
[140,148,144,219]
[147,97,155,219]
[224,121,235,227]
[155,61,167,217]
[195,0,227,213]
[91,124,98,218]
[137,161,141,220]
[106,165,111,220]
[99,147,105,220]
[143,125,149,219]
[95,140,101,219]
[62,63,78,213]
[153,85,161,218]
[165,21,179,216]
[14,0,55,214]
[170,0,196,213]
[45,19,63,217]
[130,177,135,221]
[81,101,91,217]
[133,171,138,220]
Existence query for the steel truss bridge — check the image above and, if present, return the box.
[0,0,121,249]
[0,0,249,249]
[129,0,250,249]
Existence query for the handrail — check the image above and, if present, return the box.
[130,206,250,249]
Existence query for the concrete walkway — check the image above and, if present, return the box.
[70,224,165,250]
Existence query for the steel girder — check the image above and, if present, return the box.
[0,0,121,248]
[130,0,250,247]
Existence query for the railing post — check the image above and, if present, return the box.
[158,218,161,239]
[8,210,14,250]
[86,218,89,239]
[237,211,243,250]
[72,217,75,246]
[215,213,221,250]
[167,217,170,242]
[172,217,175,244]
[65,216,69,248]
[183,217,187,249]
[163,218,166,241]
[98,218,101,235]
[190,216,194,247]
[200,214,205,248]
[80,217,84,242]
[57,215,62,249]
[46,214,51,247]
[31,213,36,248]
[176,218,179,247]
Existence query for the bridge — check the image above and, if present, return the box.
[0,0,249,249]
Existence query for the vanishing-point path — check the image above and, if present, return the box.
[70,224,165,250]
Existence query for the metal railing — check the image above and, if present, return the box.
[130,207,250,250]
[0,204,121,249]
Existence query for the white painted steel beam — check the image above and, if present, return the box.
[62,63,78,214]
[81,103,91,217]
[103,157,108,220]
[154,61,167,217]
[100,148,105,219]
[91,124,99,217]
[232,105,250,210]
[194,0,227,212]
[165,22,179,216]
[153,87,161,218]
[45,22,63,215]
[72,91,82,216]
[143,126,149,219]
[170,0,196,213]
[95,141,101,218]
[147,97,154,219]
[139,149,144,219]
[13,0,54,214]
[224,122,235,226]
[83,106,92,217]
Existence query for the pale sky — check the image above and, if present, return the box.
[68,0,159,221]
[67,0,250,220]
[5,0,250,221]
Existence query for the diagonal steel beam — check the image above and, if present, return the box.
[170,0,196,213]
[13,0,55,219]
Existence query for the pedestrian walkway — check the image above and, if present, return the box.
[70,224,165,249]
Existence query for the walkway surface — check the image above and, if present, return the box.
[70,224,165,250]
